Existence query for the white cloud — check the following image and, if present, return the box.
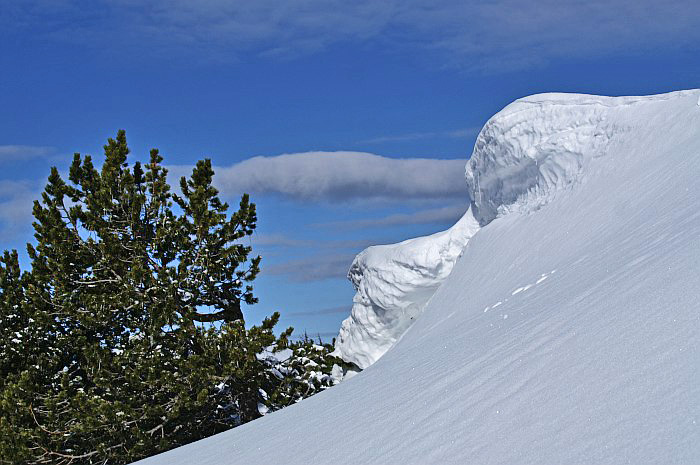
[359,127,480,144]
[396,0,700,72]
[172,151,467,202]
[0,179,42,240]
[0,145,53,162]
[0,150,467,246]
[5,1,700,70]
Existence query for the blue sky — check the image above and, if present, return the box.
[2,0,699,339]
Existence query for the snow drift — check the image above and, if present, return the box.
[138,89,700,464]
[335,91,699,370]
[333,208,480,369]
[465,91,697,224]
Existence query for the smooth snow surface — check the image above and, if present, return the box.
[333,208,480,368]
[137,90,700,464]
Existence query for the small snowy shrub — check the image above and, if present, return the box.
[260,334,342,413]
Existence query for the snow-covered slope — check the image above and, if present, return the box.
[137,90,700,464]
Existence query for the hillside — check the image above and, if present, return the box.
[138,90,700,464]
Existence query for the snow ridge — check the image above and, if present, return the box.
[335,90,698,370]
[466,91,696,224]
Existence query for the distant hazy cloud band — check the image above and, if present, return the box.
[1,151,468,240]
[0,179,43,239]
[321,205,467,230]
[252,233,382,250]
[173,152,467,202]
[0,145,53,161]
[5,1,700,71]
[286,305,350,317]
[265,253,357,282]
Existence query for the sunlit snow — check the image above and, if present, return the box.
[137,90,700,465]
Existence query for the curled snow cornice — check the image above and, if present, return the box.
[334,90,699,370]
[465,91,698,225]
[333,209,480,369]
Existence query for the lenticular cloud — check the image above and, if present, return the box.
[211,151,467,202]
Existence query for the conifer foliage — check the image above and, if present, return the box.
[0,131,340,464]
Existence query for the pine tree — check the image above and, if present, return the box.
[0,131,341,464]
